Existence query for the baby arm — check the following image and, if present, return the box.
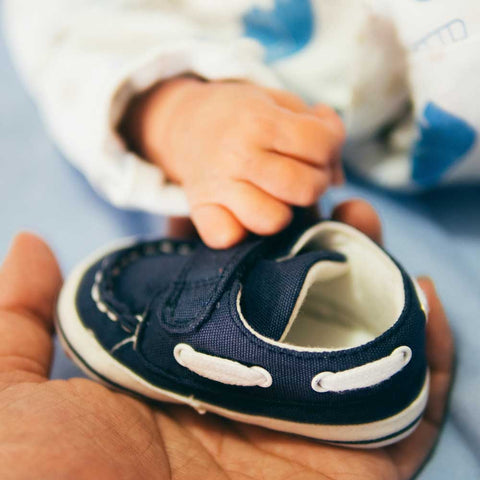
[122,78,345,248]
[5,1,344,239]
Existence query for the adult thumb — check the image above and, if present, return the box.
[0,233,62,382]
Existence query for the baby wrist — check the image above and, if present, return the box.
[119,76,203,180]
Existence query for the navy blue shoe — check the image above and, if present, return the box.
[56,221,429,447]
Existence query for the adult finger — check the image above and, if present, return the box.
[418,277,454,425]
[331,199,383,245]
[166,217,198,240]
[386,277,454,480]
[0,233,62,383]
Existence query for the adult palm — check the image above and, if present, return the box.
[0,201,453,480]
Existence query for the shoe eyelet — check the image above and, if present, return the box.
[144,245,157,255]
[128,251,140,262]
[160,241,174,254]
[106,311,118,322]
[394,346,412,365]
[177,244,192,255]
[311,371,334,393]
[91,284,100,302]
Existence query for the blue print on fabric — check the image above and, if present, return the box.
[412,19,468,51]
[412,102,477,186]
[243,0,314,63]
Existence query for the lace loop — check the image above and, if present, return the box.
[174,343,272,388]
[312,346,412,393]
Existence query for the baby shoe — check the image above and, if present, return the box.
[56,221,429,448]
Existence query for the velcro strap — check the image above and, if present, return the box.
[157,238,263,332]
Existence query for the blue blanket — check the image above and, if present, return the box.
[1,27,479,479]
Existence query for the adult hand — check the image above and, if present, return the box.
[0,200,453,480]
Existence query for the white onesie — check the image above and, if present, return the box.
[4,0,480,215]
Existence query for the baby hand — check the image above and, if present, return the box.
[123,78,345,248]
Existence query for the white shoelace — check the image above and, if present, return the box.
[311,346,412,393]
[174,344,411,392]
[174,343,272,388]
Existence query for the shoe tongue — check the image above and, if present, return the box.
[240,250,347,341]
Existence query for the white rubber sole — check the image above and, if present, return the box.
[56,241,429,448]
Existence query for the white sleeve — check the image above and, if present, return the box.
[376,0,480,187]
[3,0,281,216]
[344,0,480,188]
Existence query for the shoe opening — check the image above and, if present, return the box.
[278,223,405,349]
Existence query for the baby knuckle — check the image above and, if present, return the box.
[313,147,332,166]
[260,206,292,234]
[223,148,252,175]
[299,176,326,205]
[297,190,316,206]
[272,160,295,185]
[248,114,278,144]
[186,182,212,205]
[320,114,346,146]
[237,101,258,120]
[239,148,263,171]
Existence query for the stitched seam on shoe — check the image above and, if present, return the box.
[102,240,194,288]
[92,240,195,323]
[163,251,201,326]
[162,243,261,330]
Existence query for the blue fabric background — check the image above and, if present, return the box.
[1,21,480,479]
